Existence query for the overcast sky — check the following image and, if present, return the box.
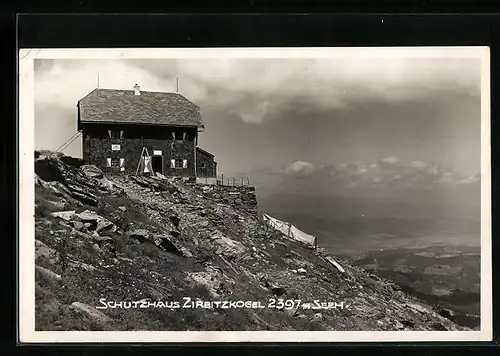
[34,57,482,176]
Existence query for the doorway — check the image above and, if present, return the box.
[151,156,163,174]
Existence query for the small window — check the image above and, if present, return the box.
[174,131,184,140]
[107,158,121,168]
[170,158,185,169]
[108,130,121,139]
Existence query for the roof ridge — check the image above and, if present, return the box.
[94,88,181,95]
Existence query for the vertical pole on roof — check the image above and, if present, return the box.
[97,73,100,88]
[176,77,179,93]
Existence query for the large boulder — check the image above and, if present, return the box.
[210,232,246,259]
[35,155,99,206]
[76,210,117,234]
[81,165,103,179]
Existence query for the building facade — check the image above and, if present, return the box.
[77,85,216,177]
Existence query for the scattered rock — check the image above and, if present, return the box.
[47,200,67,210]
[128,229,150,242]
[99,176,114,191]
[94,235,114,243]
[394,320,405,330]
[271,286,287,297]
[153,235,183,255]
[169,215,181,228]
[35,265,61,282]
[211,232,246,259]
[439,308,457,320]
[72,221,84,230]
[91,243,102,253]
[69,261,97,272]
[297,268,307,274]
[187,271,221,298]
[50,211,76,221]
[431,322,448,331]
[405,303,428,314]
[170,229,181,238]
[118,206,127,212]
[81,165,103,179]
[76,210,117,234]
[35,240,59,264]
[69,302,111,324]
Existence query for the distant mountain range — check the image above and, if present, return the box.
[247,156,481,223]
[283,156,481,190]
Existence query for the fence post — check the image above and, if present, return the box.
[221,174,224,186]
[247,177,250,186]
[241,177,244,186]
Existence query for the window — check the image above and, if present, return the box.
[174,131,185,140]
[108,130,122,139]
[106,158,121,169]
[170,159,187,169]
[111,144,121,151]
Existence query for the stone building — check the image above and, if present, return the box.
[77,85,217,177]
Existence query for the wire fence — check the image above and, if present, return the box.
[196,175,251,187]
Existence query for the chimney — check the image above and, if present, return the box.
[134,84,140,96]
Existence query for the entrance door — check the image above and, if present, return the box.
[151,156,163,174]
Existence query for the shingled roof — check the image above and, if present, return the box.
[78,88,204,127]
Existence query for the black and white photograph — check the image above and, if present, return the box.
[18,48,491,343]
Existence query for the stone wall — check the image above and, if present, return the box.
[82,124,197,177]
[192,184,258,214]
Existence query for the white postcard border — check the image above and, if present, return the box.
[18,47,492,343]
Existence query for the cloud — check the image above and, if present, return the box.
[35,57,481,127]
[136,57,482,124]
[284,161,316,177]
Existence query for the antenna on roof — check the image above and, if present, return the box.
[176,77,179,93]
[97,73,100,88]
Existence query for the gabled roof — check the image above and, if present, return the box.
[78,88,204,127]
[196,147,215,158]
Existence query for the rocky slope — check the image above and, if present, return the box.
[33,152,470,332]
